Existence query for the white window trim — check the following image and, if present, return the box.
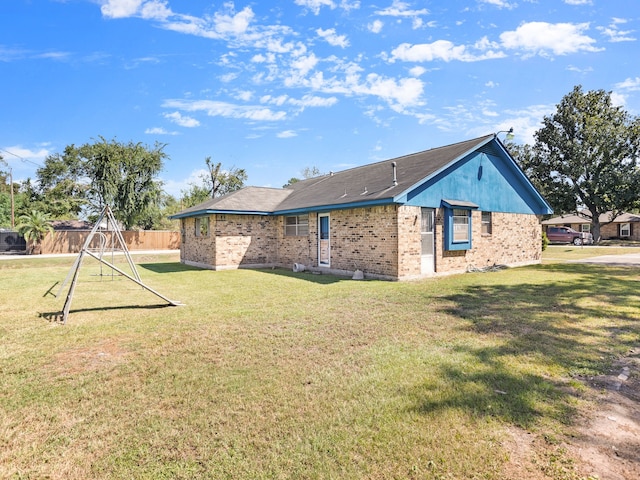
[620,223,631,237]
[285,214,309,236]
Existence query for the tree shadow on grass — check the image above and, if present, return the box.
[138,262,203,274]
[253,267,349,285]
[409,263,640,429]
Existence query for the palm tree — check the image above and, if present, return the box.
[17,210,54,254]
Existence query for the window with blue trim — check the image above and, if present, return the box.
[444,207,472,251]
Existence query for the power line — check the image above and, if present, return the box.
[0,147,42,167]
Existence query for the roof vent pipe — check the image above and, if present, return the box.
[392,161,398,187]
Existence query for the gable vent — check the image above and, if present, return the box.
[477,144,501,157]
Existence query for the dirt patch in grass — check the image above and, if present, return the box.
[568,347,640,480]
[502,347,640,480]
[49,340,131,377]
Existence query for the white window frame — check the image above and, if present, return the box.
[452,209,470,243]
[580,224,590,233]
[285,214,309,236]
[620,223,631,237]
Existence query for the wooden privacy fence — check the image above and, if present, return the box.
[40,230,181,254]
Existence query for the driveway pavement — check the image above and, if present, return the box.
[569,252,640,266]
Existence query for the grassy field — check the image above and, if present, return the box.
[1,248,639,479]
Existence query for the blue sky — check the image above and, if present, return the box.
[2,0,639,197]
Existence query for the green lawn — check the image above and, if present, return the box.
[1,250,638,479]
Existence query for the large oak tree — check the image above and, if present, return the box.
[512,86,640,242]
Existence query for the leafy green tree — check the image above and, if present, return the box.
[32,145,88,218]
[511,85,640,242]
[17,210,54,254]
[180,157,247,208]
[136,192,181,230]
[32,138,167,229]
[81,137,166,229]
[180,184,210,209]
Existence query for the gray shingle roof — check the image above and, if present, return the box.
[543,211,640,225]
[170,135,495,218]
[174,187,293,216]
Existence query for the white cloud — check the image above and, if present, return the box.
[101,0,144,19]
[235,90,253,102]
[615,77,640,91]
[389,38,505,62]
[261,95,289,106]
[294,0,336,15]
[368,20,384,34]
[162,168,208,197]
[36,51,72,60]
[288,94,338,108]
[0,145,50,164]
[500,22,603,57]
[163,111,200,127]
[360,74,424,107]
[479,0,516,9]
[145,127,179,135]
[502,104,557,144]
[409,66,427,77]
[163,99,287,121]
[317,28,349,48]
[564,0,592,5]
[375,0,428,17]
[610,92,626,107]
[292,54,318,75]
[277,130,298,138]
[101,0,171,20]
[598,18,636,43]
[139,0,172,20]
[213,5,254,35]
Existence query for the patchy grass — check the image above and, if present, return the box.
[1,251,639,479]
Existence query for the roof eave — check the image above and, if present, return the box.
[392,135,495,203]
[168,208,272,219]
[275,197,396,215]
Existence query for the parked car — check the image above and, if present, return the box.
[545,226,593,245]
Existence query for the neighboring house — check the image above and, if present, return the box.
[169,135,553,280]
[542,211,640,241]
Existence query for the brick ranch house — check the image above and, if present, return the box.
[542,211,640,241]
[170,135,552,280]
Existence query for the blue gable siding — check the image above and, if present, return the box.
[400,147,550,214]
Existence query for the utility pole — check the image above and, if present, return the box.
[0,157,14,228]
[8,166,14,229]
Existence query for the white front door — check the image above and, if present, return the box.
[318,213,330,267]
[421,208,435,274]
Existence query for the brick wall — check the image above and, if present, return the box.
[325,206,399,277]
[397,206,422,278]
[599,222,640,241]
[180,217,216,267]
[276,215,315,268]
[213,214,278,267]
[434,210,542,275]
[179,207,542,278]
[181,214,278,269]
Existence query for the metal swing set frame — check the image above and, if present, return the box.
[56,205,182,324]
